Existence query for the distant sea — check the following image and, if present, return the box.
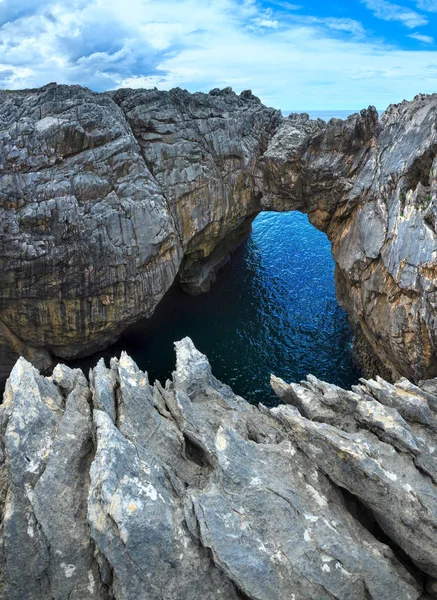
[282,109,359,120]
[282,109,383,120]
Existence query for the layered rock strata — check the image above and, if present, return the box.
[109,87,280,294]
[1,84,437,382]
[1,338,437,599]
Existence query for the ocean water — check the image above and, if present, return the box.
[282,109,361,120]
[67,109,361,406]
[71,209,359,407]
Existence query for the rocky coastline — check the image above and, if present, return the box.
[1,85,437,598]
[1,84,437,384]
[1,338,437,599]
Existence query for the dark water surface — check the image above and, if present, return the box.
[71,211,359,407]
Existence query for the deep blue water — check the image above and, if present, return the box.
[71,211,359,406]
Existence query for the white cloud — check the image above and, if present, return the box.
[324,18,365,35]
[361,0,428,27]
[0,0,436,111]
[250,8,279,30]
[267,1,301,10]
[409,32,434,42]
[303,17,365,37]
[255,18,279,28]
[416,0,437,11]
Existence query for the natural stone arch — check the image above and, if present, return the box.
[0,84,437,385]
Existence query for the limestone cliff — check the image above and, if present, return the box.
[109,87,280,293]
[1,339,437,599]
[0,85,182,365]
[1,84,437,383]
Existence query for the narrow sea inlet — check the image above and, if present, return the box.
[71,210,359,407]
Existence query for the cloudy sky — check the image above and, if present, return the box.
[0,0,436,110]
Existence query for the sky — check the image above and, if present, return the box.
[0,0,437,110]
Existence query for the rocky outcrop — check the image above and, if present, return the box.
[1,84,437,383]
[109,87,280,294]
[0,84,182,368]
[1,338,437,599]
[0,84,279,380]
[261,100,437,382]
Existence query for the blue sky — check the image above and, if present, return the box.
[0,0,436,110]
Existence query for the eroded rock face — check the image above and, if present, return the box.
[109,87,281,293]
[332,98,437,382]
[1,338,437,599]
[0,84,280,377]
[0,84,182,367]
[1,84,437,383]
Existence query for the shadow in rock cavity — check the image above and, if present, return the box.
[69,211,360,407]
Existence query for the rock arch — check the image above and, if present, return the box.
[0,84,436,383]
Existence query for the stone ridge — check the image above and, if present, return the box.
[1,338,437,599]
[1,84,437,384]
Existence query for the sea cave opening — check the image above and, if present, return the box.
[70,210,359,407]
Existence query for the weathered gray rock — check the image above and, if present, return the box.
[272,372,437,580]
[109,87,281,293]
[261,98,437,382]
[0,84,279,376]
[331,97,437,383]
[2,338,437,598]
[0,358,107,599]
[0,84,182,367]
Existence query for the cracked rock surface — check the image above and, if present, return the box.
[1,337,437,599]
